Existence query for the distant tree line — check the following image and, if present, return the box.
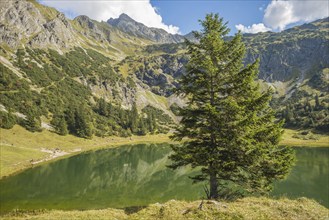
[277,92,329,133]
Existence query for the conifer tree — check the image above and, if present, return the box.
[315,94,320,110]
[97,98,108,116]
[25,114,42,132]
[65,105,77,134]
[130,103,139,133]
[137,118,147,135]
[0,111,16,129]
[74,108,93,139]
[169,14,295,199]
[51,114,68,136]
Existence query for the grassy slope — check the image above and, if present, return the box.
[2,197,328,220]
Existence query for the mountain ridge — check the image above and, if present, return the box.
[1,0,328,137]
[107,13,194,44]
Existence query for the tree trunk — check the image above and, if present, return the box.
[209,172,218,199]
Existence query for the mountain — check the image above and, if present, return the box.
[107,13,186,44]
[0,0,328,138]
[243,17,329,82]
[115,18,329,95]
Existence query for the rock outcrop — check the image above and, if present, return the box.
[0,0,76,49]
[0,0,46,48]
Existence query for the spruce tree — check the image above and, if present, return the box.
[130,103,139,133]
[74,109,93,139]
[97,98,108,116]
[169,14,295,199]
[315,94,320,110]
[137,118,147,135]
[0,111,16,129]
[24,114,42,132]
[51,114,68,136]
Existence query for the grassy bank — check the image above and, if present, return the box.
[0,125,172,178]
[2,197,328,220]
[1,126,328,178]
[281,129,329,147]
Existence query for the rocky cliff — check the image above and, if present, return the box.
[0,0,75,49]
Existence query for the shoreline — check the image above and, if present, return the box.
[0,125,175,179]
[0,126,328,179]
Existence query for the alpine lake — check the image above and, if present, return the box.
[0,143,328,213]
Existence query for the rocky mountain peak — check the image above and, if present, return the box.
[74,15,111,43]
[107,13,147,31]
[74,15,97,29]
[107,13,135,26]
[107,13,185,44]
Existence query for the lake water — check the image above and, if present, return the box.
[0,143,328,213]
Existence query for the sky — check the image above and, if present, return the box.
[39,0,329,35]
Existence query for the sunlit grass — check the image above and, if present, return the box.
[0,145,47,178]
[2,197,327,220]
[281,129,329,147]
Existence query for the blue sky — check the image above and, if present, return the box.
[40,0,329,35]
[151,1,269,34]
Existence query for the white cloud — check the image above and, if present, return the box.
[264,0,329,30]
[235,23,271,34]
[236,0,329,33]
[39,0,180,34]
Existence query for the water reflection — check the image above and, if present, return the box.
[0,144,203,212]
[272,147,329,207]
[0,144,328,213]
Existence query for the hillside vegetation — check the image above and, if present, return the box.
[1,0,328,139]
[0,47,174,138]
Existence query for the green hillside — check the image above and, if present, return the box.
[0,0,328,140]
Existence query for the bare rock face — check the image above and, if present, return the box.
[0,0,76,49]
[29,13,75,48]
[0,0,45,47]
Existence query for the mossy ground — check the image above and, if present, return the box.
[2,197,328,220]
